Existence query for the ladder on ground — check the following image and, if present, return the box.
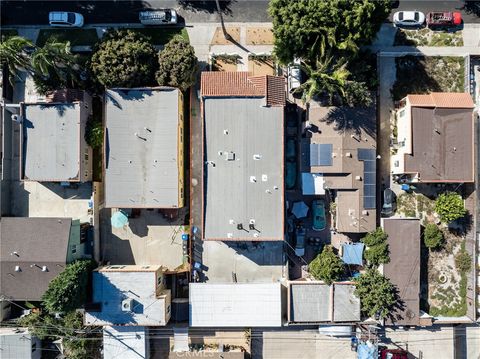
[173,327,189,352]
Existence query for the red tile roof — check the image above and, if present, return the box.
[201,72,285,106]
[408,92,474,109]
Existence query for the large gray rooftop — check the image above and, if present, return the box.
[203,97,284,240]
[22,103,80,181]
[104,88,181,208]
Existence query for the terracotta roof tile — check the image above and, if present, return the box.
[408,92,474,108]
[201,72,285,106]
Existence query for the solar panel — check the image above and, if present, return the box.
[358,149,376,209]
[310,144,333,166]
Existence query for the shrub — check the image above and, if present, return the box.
[85,117,103,149]
[434,192,466,223]
[42,259,96,314]
[423,223,444,249]
[455,250,472,273]
[90,29,156,88]
[354,268,396,319]
[156,35,198,91]
[309,245,344,284]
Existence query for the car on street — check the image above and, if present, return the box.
[294,226,306,257]
[393,10,425,26]
[426,11,462,28]
[288,58,302,94]
[312,199,326,231]
[381,188,397,217]
[286,138,296,161]
[49,12,84,27]
[139,9,178,25]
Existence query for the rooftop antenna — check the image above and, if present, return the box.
[10,251,19,257]
[144,127,152,133]
[134,132,147,141]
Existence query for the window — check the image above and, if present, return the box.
[32,342,37,352]
[157,275,163,286]
[166,305,171,315]
[394,160,399,167]
[71,245,77,254]
[398,109,406,118]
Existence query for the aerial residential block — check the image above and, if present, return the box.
[200,72,285,241]
[20,91,92,182]
[391,92,474,183]
[104,87,184,208]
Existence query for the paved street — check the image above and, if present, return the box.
[392,0,480,23]
[0,0,270,25]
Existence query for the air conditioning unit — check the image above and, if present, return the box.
[122,298,134,312]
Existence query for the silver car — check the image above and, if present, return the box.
[49,12,84,27]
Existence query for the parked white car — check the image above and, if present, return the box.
[393,11,425,26]
[288,58,302,94]
[49,12,84,27]
[139,9,178,25]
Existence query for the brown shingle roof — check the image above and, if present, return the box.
[201,72,285,106]
[408,92,474,109]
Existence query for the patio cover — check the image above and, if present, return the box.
[342,243,364,265]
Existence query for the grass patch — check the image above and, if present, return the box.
[1,29,18,40]
[392,56,464,101]
[36,29,99,47]
[126,27,189,45]
[397,192,416,217]
[395,28,463,47]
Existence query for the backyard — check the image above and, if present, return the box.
[391,56,464,101]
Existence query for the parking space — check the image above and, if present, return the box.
[100,208,188,270]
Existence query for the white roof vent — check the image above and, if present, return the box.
[218,151,223,156]
[225,152,235,161]
[227,233,233,238]
[229,219,235,225]
[362,210,368,215]
[122,298,134,312]
[249,219,255,225]
[42,266,48,272]
[346,152,352,158]
[262,174,268,182]
[253,154,262,160]
[223,129,229,135]
[14,266,21,272]
[250,176,257,183]
[355,175,362,181]
[253,233,259,238]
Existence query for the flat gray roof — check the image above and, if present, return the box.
[22,103,80,181]
[333,284,361,322]
[105,88,180,208]
[203,97,284,240]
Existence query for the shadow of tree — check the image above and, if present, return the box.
[322,106,377,140]
[178,0,234,15]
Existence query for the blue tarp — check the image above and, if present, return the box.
[342,243,365,265]
[357,341,378,359]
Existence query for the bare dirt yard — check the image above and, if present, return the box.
[246,27,274,45]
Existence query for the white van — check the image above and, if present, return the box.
[139,9,177,25]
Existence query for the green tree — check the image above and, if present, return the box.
[90,29,156,88]
[354,268,396,319]
[19,311,101,359]
[0,35,33,83]
[42,259,96,314]
[156,35,198,91]
[361,227,390,266]
[434,192,466,223]
[309,245,344,284]
[268,0,392,64]
[85,116,103,149]
[423,223,444,249]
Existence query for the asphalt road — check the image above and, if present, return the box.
[0,0,271,26]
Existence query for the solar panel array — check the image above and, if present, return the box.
[310,143,333,166]
[358,148,376,209]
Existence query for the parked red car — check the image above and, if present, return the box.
[426,11,462,28]
[380,348,409,359]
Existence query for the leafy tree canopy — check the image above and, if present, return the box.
[268,0,392,64]
[423,223,444,249]
[354,268,396,319]
[361,227,389,266]
[90,29,157,88]
[156,35,198,91]
[434,192,466,223]
[42,259,96,314]
[309,245,344,284]
[455,249,472,273]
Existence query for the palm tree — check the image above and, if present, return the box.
[31,40,75,80]
[296,54,350,104]
[0,36,33,83]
